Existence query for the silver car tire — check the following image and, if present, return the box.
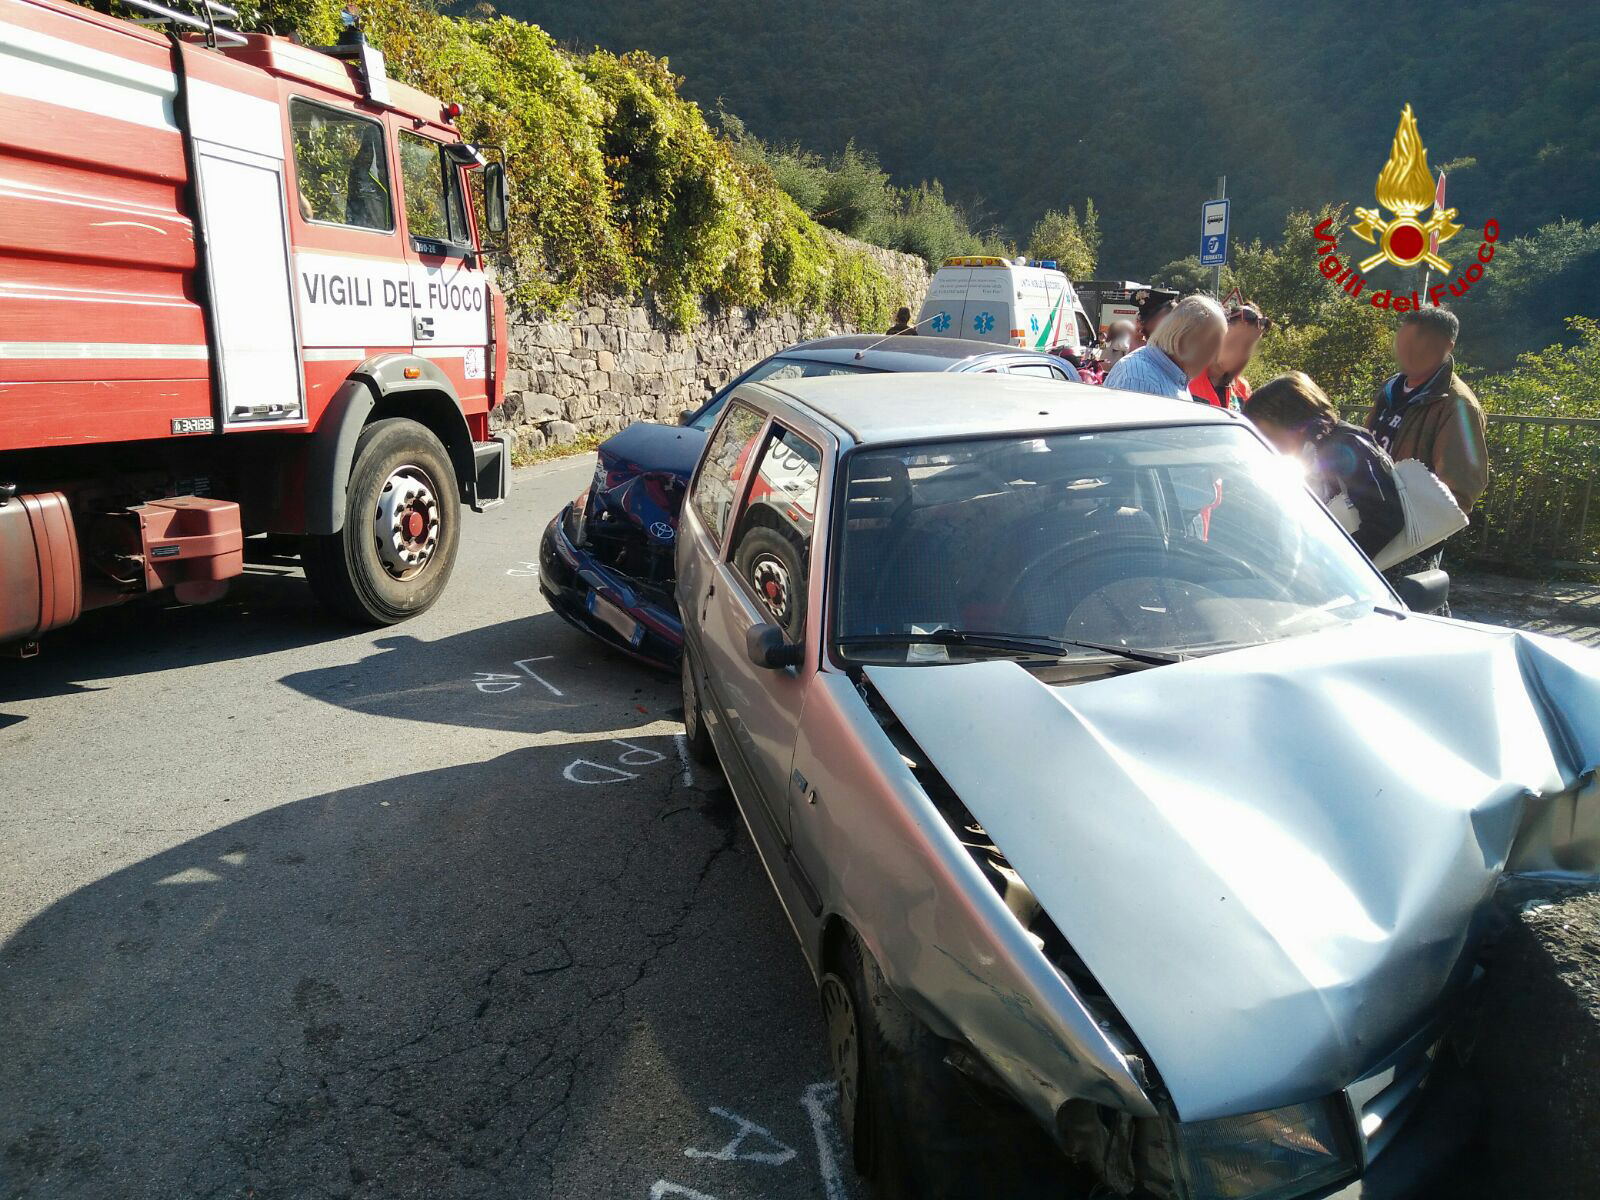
[680,651,717,765]
[827,930,1062,1199]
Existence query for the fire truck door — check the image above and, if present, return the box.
[180,54,305,428]
[395,130,489,407]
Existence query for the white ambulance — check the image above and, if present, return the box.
[917,257,1095,353]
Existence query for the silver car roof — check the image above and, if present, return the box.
[753,370,1235,446]
[774,333,1060,371]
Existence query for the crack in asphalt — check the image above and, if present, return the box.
[177,757,744,1200]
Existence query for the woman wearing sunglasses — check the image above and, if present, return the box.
[1191,303,1270,412]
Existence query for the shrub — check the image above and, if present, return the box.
[1469,318,1600,565]
[1025,202,1100,278]
[718,115,996,267]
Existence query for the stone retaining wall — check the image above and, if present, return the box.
[490,238,929,455]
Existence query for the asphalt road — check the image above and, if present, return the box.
[0,456,850,1200]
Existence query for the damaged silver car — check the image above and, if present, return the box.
[676,372,1600,1200]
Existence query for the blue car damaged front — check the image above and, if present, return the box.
[538,421,703,669]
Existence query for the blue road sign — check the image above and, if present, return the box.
[1201,198,1230,267]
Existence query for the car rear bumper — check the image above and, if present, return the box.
[538,505,683,672]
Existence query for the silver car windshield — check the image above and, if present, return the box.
[832,424,1393,664]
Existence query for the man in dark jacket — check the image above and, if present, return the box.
[1367,308,1488,513]
[1366,307,1488,609]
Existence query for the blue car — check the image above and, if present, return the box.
[538,334,1083,669]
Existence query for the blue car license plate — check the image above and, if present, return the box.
[586,589,644,648]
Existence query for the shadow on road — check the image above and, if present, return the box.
[0,739,822,1200]
[0,565,349,717]
[277,610,670,738]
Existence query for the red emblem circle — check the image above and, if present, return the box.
[1388,223,1425,262]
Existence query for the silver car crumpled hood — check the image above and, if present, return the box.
[864,616,1600,1122]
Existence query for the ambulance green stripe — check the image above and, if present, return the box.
[1034,294,1063,349]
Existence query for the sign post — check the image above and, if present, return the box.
[1201,177,1229,293]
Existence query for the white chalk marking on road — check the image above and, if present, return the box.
[673,733,691,788]
[802,1080,849,1200]
[614,739,667,767]
[514,656,563,696]
[683,1105,797,1166]
[562,759,640,785]
[506,561,541,577]
[472,671,522,694]
[649,1183,720,1200]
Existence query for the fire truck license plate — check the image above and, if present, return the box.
[586,591,643,647]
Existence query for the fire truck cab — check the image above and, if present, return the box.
[0,0,512,651]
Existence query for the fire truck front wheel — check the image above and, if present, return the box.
[302,418,461,625]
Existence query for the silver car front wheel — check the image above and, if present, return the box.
[680,651,716,765]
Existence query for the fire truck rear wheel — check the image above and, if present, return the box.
[303,418,461,625]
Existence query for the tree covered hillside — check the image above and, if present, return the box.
[495,0,1600,278]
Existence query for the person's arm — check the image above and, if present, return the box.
[1346,448,1406,558]
[1430,397,1490,513]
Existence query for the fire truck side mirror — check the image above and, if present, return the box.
[483,163,509,237]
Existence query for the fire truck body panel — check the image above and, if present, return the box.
[0,0,509,647]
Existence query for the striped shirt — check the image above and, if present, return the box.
[1103,344,1190,401]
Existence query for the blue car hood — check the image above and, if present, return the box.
[590,422,707,543]
[598,421,706,481]
[865,616,1600,1121]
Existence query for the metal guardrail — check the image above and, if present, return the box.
[1341,408,1600,571]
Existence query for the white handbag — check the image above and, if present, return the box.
[1371,458,1469,571]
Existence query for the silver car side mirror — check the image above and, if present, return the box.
[746,622,802,669]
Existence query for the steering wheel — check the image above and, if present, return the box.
[1000,536,1292,630]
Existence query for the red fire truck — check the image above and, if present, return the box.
[0,0,512,653]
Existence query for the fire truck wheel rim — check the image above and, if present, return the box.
[374,464,442,581]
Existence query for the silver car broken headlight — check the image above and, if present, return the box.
[1165,1099,1357,1200]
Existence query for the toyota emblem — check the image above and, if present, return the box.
[650,521,675,541]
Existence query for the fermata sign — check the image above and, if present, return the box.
[1200,198,1230,267]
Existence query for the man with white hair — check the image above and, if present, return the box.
[1103,294,1227,401]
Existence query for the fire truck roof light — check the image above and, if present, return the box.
[444,102,462,121]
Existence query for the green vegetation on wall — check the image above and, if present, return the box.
[243,0,899,330]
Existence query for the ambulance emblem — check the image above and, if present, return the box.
[1349,104,1462,273]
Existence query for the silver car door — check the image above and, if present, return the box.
[678,396,768,760]
[698,418,827,844]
